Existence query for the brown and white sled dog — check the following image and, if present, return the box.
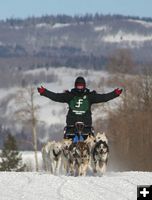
[85,135,96,152]
[61,138,72,174]
[84,135,96,170]
[68,141,90,176]
[42,141,62,174]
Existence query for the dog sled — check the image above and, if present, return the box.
[63,122,94,143]
[42,122,109,176]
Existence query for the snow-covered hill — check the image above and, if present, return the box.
[1,15,152,67]
[0,171,151,200]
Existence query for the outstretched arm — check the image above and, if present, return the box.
[37,86,71,103]
[90,88,122,104]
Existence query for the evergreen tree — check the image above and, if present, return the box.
[0,134,26,171]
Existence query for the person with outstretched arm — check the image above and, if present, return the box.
[37,76,122,141]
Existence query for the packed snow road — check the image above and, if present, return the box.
[0,172,151,200]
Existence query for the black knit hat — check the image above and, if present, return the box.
[74,76,86,89]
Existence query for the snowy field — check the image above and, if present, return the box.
[0,171,151,200]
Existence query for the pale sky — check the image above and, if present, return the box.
[0,0,152,20]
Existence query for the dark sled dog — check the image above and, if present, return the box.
[92,140,109,175]
[68,141,90,176]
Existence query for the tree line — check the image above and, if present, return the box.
[2,13,152,26]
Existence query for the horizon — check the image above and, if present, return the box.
[1,12,152,22]
[0,0,152,21]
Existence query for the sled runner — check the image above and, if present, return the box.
[64,122,94,143]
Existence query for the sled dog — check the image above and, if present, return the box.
[84,135,96,170]
[85,135,96,152]
[41,141,55,172]
[69,141,90,176]
[49,141,62,174]
[92,140,109,175]
[42,141,62,174]
[61,138,72,174]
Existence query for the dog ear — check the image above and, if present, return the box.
[102,132,106,136]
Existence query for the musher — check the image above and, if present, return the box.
[37,76,122,141]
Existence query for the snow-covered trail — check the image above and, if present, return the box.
[0,172,152,200]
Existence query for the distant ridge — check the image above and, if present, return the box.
[0,13,152,70]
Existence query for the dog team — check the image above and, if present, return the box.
[41,132,109,176]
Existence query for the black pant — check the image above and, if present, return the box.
[64,126,94,140]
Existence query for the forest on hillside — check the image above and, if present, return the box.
[2,13,152,26]
[0,13,152,70]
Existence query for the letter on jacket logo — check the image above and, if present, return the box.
[69,96,89,115]
[75,99,83,108]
